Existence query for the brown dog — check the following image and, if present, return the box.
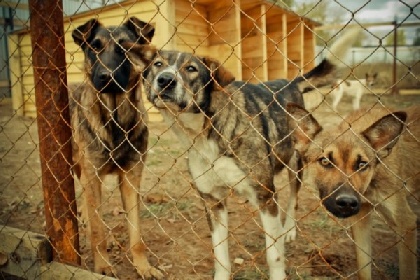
[287,103,420,279]
[70,17,162,278]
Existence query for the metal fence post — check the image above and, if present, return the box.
[28,0,80,265]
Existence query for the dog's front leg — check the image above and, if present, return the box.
[80,168,115,276]
[350,204,372,280]
[258,195,286,280]
[200,193,231,280]
[378,193,417,280]
[119,170,163,279]
[284,152,302,242]
[352,90,362,110]
[332,87,343,111]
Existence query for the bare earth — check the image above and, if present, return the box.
[1,92,419,280]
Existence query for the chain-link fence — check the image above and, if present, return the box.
[1,0,419,279]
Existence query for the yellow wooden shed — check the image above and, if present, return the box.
[8,0,319,119]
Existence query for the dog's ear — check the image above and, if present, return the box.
[286,103,322,153]
[124,17,155,44]
[72,18,101,48]
[201,57,235,89]
[362,111,406,158]
[122,42,157,72]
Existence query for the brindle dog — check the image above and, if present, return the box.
[123,27,359,279]
[70,17,162,278]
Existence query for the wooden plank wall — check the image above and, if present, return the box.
[303,24,316,73]
[9,0,317,118]
[174,0,209,53]
[9,0,160,118]
[286,19,303,79]
[241,5,265,83]
[207,0,241,79]
[266,10,287,80]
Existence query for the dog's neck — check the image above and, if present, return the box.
[82,80,144,126]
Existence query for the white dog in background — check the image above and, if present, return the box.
[331,73,377,111]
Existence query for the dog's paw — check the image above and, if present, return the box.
[284,218,297,243]
[136,265,164,279]
[95,265,117,277]
[284,227,297,243]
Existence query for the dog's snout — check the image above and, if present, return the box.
[336,194,359,213]
[157,72,176,89]
[98,71,112,82]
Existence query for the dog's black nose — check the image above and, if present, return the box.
[157,72,176,89]
[335,194,359,214]
[321,185,361,218]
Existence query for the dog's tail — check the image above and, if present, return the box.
[294,26,361,93]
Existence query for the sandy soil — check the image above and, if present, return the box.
[1,92,419,279]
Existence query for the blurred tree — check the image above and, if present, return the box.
[353,31,367,47]
[293,0,353,46]
[385,29,406,46]
[281,0,295,8]
[413,28,420,46]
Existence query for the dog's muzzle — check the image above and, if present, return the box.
[321,184,361,218]
[94,70,124,94]
[157,72,177,91]
[153,72,178,103]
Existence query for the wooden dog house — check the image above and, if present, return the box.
[8,0,319,118]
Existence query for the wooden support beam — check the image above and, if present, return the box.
[28,0,80,265]
[234,0,242,80]
[299,23,304,71]
[315,21,420,31]
[156,0,176,50]
[261,4,268,81]
[282,13,287,78]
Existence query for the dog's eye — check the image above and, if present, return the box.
[357,161,369,171]
[90,39,102,51]
[154,61,163,67]
[319,157,333,168]
[116,39,127,54]
[186,65,197,72]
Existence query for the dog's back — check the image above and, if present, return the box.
[207,80,296,175]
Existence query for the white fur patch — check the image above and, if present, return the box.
[212,209,231,280]
[332,79,368,111]
[188,139,253,200]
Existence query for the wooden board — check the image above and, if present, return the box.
[0,225,51,279]
[0,225,119,280]
[7,0,318,117]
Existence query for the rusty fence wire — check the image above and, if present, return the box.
[0,0,419,279]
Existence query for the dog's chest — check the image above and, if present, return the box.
[188,138,251,199]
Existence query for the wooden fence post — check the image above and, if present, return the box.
[28,0,80,265]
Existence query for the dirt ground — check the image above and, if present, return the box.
[1,91,419,280]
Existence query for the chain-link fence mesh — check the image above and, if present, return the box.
[0,0,419,279]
